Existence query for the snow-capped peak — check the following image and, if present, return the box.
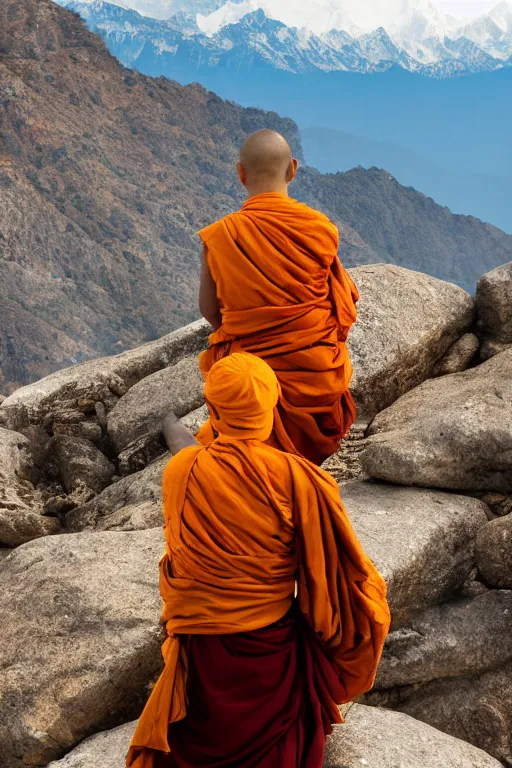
[62,0,512,76]
[197,0,461,37]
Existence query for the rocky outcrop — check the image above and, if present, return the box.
[66,454,168,533]
[107,355,204,475]
[346,265,474,418]
[0,427,60,546]
[476,261,512,361]
[0,320,209,434]
[362,349,512,493]
[0,321,208,511]
[476,516,512,589]
[0,529,164,767]
[375,591,512,689]
[47,705,503,768]
[432,332,480,376]
[367,663,512,766]
[0,265,481,518]
[341,482,487,627]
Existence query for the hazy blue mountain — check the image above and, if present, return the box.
[302,127,512,233]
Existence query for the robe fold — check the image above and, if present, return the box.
[197,193,359,465]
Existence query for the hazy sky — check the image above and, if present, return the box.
[436,0,500,15]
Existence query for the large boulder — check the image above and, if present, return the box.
[47,706,503,768]
[0,427,60,546]
[324,704,503,768]
[375,591,512,689]
[66,455,169,533]
[475,516,512,589]
[0,320,209,434]
[0,529,164,767]
[346,265,474,418]
[362,349,512,493]
[107,356,204,475]
[368,663,512,766]
[476,261,512,361]
[342,482,487,627]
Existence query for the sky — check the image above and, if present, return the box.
[436,0,501,15]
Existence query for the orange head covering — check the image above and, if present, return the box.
[204,352,279,442]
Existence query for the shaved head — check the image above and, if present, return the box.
[239,130,295,186]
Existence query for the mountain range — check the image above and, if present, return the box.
[60,0,512,76]
[1,0,512,395]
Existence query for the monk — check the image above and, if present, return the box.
[197,129,359,465]
[127,352,390,768]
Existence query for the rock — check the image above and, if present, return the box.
[324,704,502,768]
[66,455,169,533]
[476,516,512,589]
[322,421,369,486]
[108,356,204,475]
[363,349,512,493]
[480,493,512,518]
[375,591,512,689]
[50,435,115,496]
[48,705,503,768]
[47,722,136,767]
[0,427,60,547]
[346,265,474,418]
[476,261,512,361]
[433,333,480,376]
[52,420,104,444]
[481,339,512,361]
[368,663,512,766]
[342,482,487,627]
[0,528,164,767]
[459,579,490,598]
[0,320,209,434]
[0,394,5,406]
[0,548,12,563]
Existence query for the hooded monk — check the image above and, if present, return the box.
[127,353,390,768]
[197,129,359,465]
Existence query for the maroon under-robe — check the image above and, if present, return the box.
[154,609,344,768]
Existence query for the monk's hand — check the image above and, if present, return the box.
[162,412,199,454]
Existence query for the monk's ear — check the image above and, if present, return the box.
[287,158,298,183]
[237,161,247,186]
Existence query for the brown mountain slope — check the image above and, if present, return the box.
[1,0,511,394]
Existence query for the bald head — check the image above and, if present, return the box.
[238,130,297,193]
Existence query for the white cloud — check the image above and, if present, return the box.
[435,0,500,16]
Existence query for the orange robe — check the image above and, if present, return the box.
[127,444,390,767]
[197,193,359,465]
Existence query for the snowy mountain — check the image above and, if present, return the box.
[62,0,512,76]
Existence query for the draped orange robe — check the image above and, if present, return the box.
[127,441,390,768]
[197,193,359,465]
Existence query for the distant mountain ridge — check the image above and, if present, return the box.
[1,0,512,394]
[60,0,512,76]
[302,126,512,235]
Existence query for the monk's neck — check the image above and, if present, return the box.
[245,183,290,199]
